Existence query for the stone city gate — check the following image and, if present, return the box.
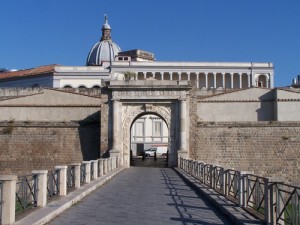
[107,80,192,167]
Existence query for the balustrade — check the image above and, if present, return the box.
[179,157,300,225]
[0,156,118,224]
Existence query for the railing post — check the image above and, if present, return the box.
[263,177,270,224]
[113,157,116,170]
[82,161,91,183]
[98,159,104,177]
[55,165,67,196]
[91,160,98,180]
[71,163,81,189]
[236,171,242,206]
[32,170,48,207]
[103,159,108,174]
[0,175,17,225]
[209,164,213,187]
[268,178,284,225]
[108,158,112,172]
[239,171,248,207]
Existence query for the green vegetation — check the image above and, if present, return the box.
[123,71,136,82]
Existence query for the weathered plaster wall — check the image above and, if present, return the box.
[276,89,300,121]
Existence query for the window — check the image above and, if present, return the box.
[153,122,162,137]
[152,121,163,142]
[135,122,144,142]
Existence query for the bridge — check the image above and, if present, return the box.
[0,156,299,225]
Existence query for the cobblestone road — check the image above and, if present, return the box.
[49,167,232,225]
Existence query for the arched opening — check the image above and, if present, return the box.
[78,85,87,89]
[257,75,267,88]
[129,112,169,167]
[63,85,73,88]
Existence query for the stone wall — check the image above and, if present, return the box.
[0,121,100,176]
[190,121,300,186]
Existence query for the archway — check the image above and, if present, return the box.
[121,103,177,168]
[107,79,191,168]
[130,113,169,167]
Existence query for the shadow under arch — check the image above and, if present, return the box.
[129,111,170,168]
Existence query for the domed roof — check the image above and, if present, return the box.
[86,15,121,66]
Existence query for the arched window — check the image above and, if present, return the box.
[92,85,101,89]
[63,85,73,88]
[78,85,87,89]
[257,75,267,88]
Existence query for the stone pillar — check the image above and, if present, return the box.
[91,160,98,180]
[110,99,121,166]
[270,72,274,88]
[32,170,48,207]
[247,73,251,87]
[177,98,188,164]
[98,159,104,177]
[143,72,146,79]
[170,72,173,80]
[103,159,108,174]
[222,73,225,88]
[205,72,208,88]
[230,73,234,88]
[82,161,91,184]
[55,165,67,196]
[196,73,199,89]
[179,73,182,81]
[266,76,270,88]
[239,73,242,89]
[213,73,217,89]
[0,175,17,225]
[71,163,81,189]
[108,158,112,172]
[161,72,164,80]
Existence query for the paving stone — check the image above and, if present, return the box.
[49,167,231,225]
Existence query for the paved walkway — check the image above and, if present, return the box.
[49,167,231,225]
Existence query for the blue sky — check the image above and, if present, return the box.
[1,0,300,87]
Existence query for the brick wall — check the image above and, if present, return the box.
[0,121,100,176]
[190,121,300,185]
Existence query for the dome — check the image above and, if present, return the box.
[86,15,121,66]
[86,41,121,66]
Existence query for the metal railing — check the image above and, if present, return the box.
[244,174,268,219]
[224,169,240,204]
[47,169,60,200]
[179,158,300,225]
[80,164,86,184]
[67,165,75,192]
[15,174,38,214]
[271,183,300,225]
[0,157,118,224]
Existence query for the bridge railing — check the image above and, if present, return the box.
[0,156,118,225]
[47,169,60,200]
[179,157,300,225]
[0,181,2,225]
[15,174,38,215]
